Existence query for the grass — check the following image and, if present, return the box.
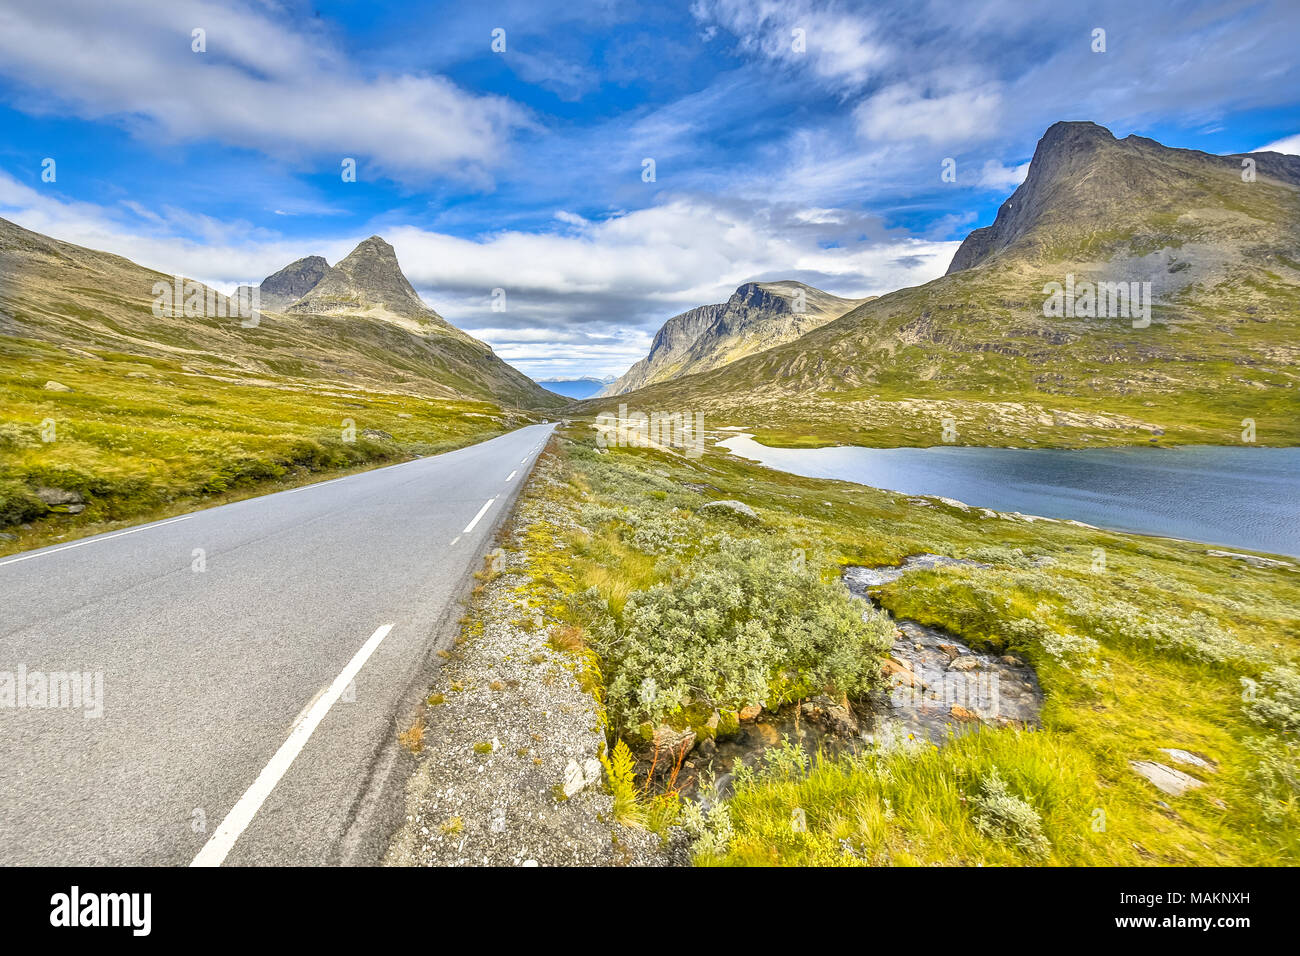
[495,423,1299,865]
[0,335,528,555]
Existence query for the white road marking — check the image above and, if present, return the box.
[449,535,461,547]
[191,623,395,867]
[0,515,194,569]
[506,470,517,482]
[462,497,496,534]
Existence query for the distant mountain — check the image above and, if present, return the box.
[578,122,1300,448]
[599,280,872,396]
[535,376,615,399]
[0,219,562,410]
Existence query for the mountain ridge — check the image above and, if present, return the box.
[577,121,1300,448]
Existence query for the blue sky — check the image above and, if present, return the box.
[1,0,1297,379]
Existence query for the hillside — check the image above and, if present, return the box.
[0,218,562,552]
[579,122,1300,448]
[599,280,871,396]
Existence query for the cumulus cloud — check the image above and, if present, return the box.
[1255,134,1300,155]
[0,0,527,181]
[0,174,955,378]
[692,0,888,89]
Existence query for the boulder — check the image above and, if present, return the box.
[43,381,72,391]
[949,704,980,722]
[737,704,762,721]
[1129,760,1204,797]
[34,487,84,515]
[948,656,980,672]
[882,656,919,687]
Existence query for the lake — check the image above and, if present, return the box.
[715,434,1300,557]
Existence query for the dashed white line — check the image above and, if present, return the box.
[449,535,462,547]
[462,497,497,535]
[0,515,194,569]
[505,470,517,482]
[191,623,395,867]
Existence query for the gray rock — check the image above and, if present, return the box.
[34,487,84,514]
[1130,760,1204,796]
[1159,748,1217,772]
[360,428,394,442]
[43,380,72,391]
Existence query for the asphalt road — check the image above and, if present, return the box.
[0,422,556,865]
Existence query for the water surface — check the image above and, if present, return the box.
[716,435,1299,557]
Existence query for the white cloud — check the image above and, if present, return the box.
[974,159,1030,190]
[854,81,1003,145]
[692,0,889,89]
[1255,133,1300,155]
[0,0,527,181]
[0,175,956,378]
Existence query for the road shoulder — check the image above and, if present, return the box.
[383,439,674,866]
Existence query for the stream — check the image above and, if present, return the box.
[680,555,1045,797]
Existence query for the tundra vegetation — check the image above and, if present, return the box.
[0,337,520,555]
[501,424,1298,866]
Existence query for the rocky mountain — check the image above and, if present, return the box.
[947,121,1300,275]
[0,218,562,410]
[287,236,453,328]
[235,255,330,311]
[579,122,1300,448]
[599,280,871,396]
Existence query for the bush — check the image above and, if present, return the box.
[970,766,1051,859]
[0,480,48,527]
[598,535,895,728]
[1244,667,1300,734]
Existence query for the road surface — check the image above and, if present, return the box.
[0,422,557,865]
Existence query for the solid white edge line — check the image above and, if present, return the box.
[462,497,496,535]
[191,623,395,867]
[0,515,194,569]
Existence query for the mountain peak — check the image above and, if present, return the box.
[289,235,437,321]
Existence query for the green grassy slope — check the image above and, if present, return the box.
[498,425,1299,865]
